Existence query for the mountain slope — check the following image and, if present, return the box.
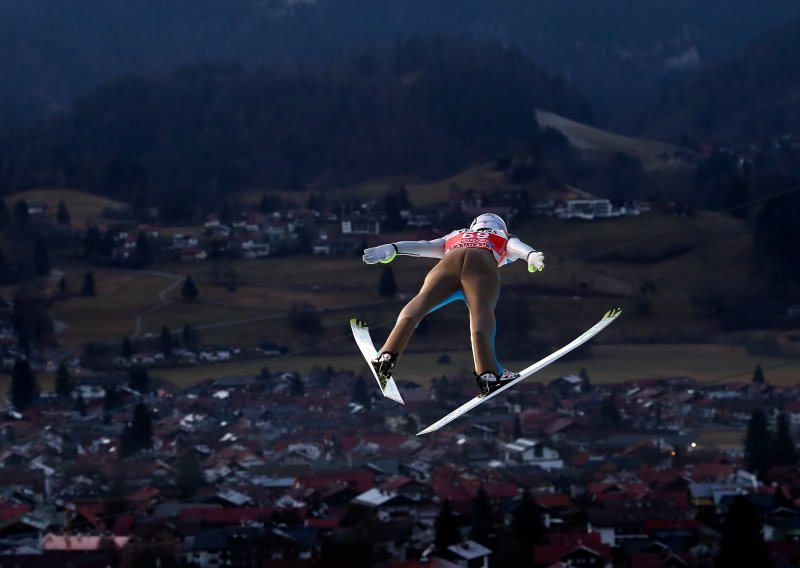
[638,18,800,144]
[0,0,798,127]
[536,110,677,167]
[0,39,590,221]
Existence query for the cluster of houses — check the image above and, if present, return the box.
[112,346,240,369]
[1,367,799,567]
[70,185,655,266]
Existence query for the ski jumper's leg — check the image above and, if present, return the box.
[378,252,462,358]
[423,290,465,318]
[461,249,501,375]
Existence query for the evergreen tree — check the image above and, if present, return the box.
[513,414,523,439]
[160,326,174,356]
[103,386,123,423]
[378,265,397,297]
[182,323,201,346]
[13,200,29,226]
[84,226,103,258]
[101,228,116,255]
[290,374,305,396]
[0,246,9,282]
[11,359,39,411]
[181,275,199,300]
[120,403,153,457]
[129,366,150,394]
[434,499,460,550]
[135,232,151,265]
[601,397,623,427]
[509,490,544,541]
[306,192,324,211]
[382,194,405,231]
[579,367,592,390]
[745,409,772,478]
[470,485,494,545]
[716,496,771,568]
[121,336,133,358]
[351,376,371,408]
[505,490,545,565]
[396,186,411,210]
[74,393,87,416]
[132,402,154,448]
[33,238,51,276]
[220,200,232,225]
[82,272,96,296]
[54,361,73,398]
[176,452,204,498]
[57,201,71,224]
[770,414,796,467]
[515,188,532,222]
[752,364,765,385]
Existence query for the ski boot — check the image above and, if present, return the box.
[474,369,519,397]
[371,351,398,390]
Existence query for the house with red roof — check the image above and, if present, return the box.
[534,532,612,567]
[380,476,435,503]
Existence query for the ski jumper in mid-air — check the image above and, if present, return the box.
[362,213,545,396]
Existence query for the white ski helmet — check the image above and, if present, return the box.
[470,213,507,234]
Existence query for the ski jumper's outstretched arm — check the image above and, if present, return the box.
[362,238,446,264]
[506,237,545,272]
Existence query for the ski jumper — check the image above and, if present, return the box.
[378,228,538,376]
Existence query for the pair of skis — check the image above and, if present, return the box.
[350,308,621,436]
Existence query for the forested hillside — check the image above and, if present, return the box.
[0,39,588,221]
[636,19,800,144]
[0,0,796,129]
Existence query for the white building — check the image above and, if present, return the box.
[341,216,380,235]
[503,438,564,470]
[558,199,613,220]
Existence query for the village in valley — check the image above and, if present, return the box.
[0,165,799,567]
[1,356,799,567]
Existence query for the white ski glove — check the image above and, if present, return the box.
[527,251,545,273]
[363,244,397,264]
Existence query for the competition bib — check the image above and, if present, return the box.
[444,229,508,265]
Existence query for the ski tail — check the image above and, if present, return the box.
[350,318,405,404]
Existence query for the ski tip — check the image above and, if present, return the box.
[350,318,368,329]
[603,307,623,319]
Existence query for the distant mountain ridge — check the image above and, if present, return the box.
[636,18,800,144]
[0,0,797,129]
[0,39,590,221]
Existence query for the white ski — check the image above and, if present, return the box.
[417,308,622,435]
[350,318,405,404]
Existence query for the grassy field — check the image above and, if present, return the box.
[49,268,171,348]
[128,342,800,392]
[1,342,795,400]
[7,182,788,403]
[39,207,762,354]
[4,188,127,228]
